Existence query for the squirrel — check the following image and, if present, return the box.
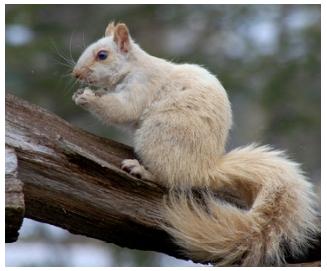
[71,22,319,266]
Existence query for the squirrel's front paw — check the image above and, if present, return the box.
[72,88,96,107]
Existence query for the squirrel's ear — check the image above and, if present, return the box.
[105,21,115,37]
[113,23,130,53]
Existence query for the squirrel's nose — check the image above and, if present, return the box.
[72,67,90,80]
[72,69,81,79]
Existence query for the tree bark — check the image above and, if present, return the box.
[5,147,25,242]
[5,93,320,266]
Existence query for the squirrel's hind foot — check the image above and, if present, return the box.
[121,159,154,181]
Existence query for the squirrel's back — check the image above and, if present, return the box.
[135,62,233,188]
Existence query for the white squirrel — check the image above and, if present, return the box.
[72,22,319,266]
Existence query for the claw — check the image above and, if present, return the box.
[121,159,143,179]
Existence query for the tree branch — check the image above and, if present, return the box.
[5,93,320,266]
[5,146,24,242]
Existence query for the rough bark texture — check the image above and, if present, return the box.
[5,93,321,266]
[5,147,25,243]
[5,92,180,257]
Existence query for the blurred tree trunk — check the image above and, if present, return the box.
[5,93,320,267]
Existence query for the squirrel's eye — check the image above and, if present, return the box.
[97,50,108,61]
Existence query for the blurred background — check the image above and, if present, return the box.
[5,4,320,267]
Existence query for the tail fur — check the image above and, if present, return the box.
[163,145,319,266]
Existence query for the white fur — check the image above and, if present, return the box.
[72,23,319,266]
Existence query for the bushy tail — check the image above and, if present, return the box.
[163,145,319,266]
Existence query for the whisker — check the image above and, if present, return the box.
[53,58,74,69]
[50,38,75,67]
[69,32,76,66]
[82,31,86,49]
[61,72,74,78]
[63,77,79,95]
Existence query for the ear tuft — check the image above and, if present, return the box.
[105,21,115,37]
[113,23,130,53]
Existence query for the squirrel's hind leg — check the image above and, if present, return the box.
[121,159,154,181]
